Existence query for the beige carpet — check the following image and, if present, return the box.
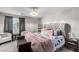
[0,41,18,52]
[57,47,73,52]
[0,40,73,52]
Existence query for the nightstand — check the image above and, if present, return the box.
[65,38,79,52]
[17,36,32,52]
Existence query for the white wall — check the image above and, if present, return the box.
[41,8,79,37]
[25,17,41,32]
[0,14,5,33]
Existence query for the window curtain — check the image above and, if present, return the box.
[19,18,25,35]
[4,16,13,33]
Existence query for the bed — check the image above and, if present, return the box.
[21,23,66,52]
[21,32,65,52]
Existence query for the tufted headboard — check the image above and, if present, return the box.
[43,23,65,30]
[43,23,71,39]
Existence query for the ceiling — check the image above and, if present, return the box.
[0,7,79,18]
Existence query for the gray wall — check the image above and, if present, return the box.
[41,8,79,38]
[25,17,41,32]
[0,14,5,33]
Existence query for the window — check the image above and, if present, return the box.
[13,17,19,34]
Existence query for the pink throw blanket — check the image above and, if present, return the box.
[24,32,53,52]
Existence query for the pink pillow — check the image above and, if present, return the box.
[47,29,53,39]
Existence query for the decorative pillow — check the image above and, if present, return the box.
[41,29,53,39]
[47,29,53,39]
[41,29,49,38]
[54,30,58,36]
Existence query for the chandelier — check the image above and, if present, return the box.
[30,7,39,16]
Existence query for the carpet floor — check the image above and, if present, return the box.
[0,41,73,52]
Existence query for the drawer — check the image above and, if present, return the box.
[66,42,78,52]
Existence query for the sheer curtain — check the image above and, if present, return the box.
[13,17,19,35]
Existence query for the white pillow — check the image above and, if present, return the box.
[41,31,49,38]
[41,29,53,39]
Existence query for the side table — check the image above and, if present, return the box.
[65,38,79,52]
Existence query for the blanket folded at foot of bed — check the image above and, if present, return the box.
[24,32,53,52]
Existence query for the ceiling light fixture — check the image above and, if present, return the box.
[30,11,38,16]
[30,7,39,16]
